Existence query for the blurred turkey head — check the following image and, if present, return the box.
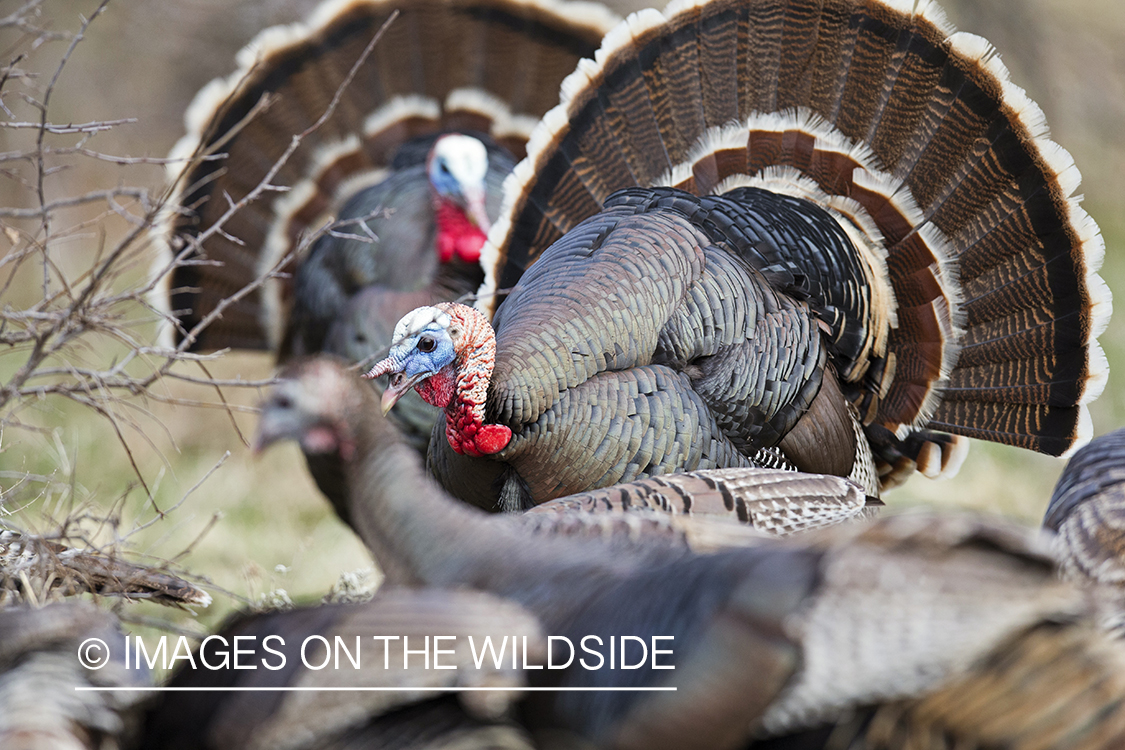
[427,133,491,264]
[255,358,363,462]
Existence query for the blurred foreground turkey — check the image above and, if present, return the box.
[138,358,1125,750]
[1045,427,1125,619]
[0,603,147,750]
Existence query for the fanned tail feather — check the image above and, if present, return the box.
[158,0,616,352]
[480,0,1110,458]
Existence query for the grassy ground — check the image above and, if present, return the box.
[2,0,1125,643]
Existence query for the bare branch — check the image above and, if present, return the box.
[128,453,230,537]
[0,2,400,637]
[0,118,137,134]
[0,187,150,218]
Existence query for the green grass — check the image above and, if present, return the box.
[2,350,373,637]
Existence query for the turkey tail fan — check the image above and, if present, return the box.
[156,0,617,353]
[480,0,1110,459]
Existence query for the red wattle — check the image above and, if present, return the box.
[446,419,511,457]
[415,371,455,409]
[444,390,511,457]
[472,424,512,455]
[434,201,486,264]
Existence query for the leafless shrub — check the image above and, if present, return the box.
[0,0,394,616]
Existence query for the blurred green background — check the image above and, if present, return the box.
[1,0,1123,635]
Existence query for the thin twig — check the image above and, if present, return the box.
[0,117,136,133]
[128,453,230,536]
[0,187,149,218]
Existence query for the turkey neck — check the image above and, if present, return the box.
[344,403,495,585]
[438,303,513,457]
[342,382,625,600]
[429,255,484,301]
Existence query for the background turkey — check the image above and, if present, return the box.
[1044,426,1125,591]
[175,355,1125,750]
[157,0,618,451]
[369,0,1111,512]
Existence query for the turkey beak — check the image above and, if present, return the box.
[252,429,274,455]
[380,371,424,415]
[254,407,293,454]
[364,355,414,415]
[464,186,491,234]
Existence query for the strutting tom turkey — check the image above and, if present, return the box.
[368,0,1112,511]
[156,0,617,451]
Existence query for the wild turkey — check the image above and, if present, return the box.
[226,356,1125,749]
[1044,427,1125,591]
[367,0,1111,511]
[157,0,617,450]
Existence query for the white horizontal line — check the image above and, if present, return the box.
[74,686,677,692]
